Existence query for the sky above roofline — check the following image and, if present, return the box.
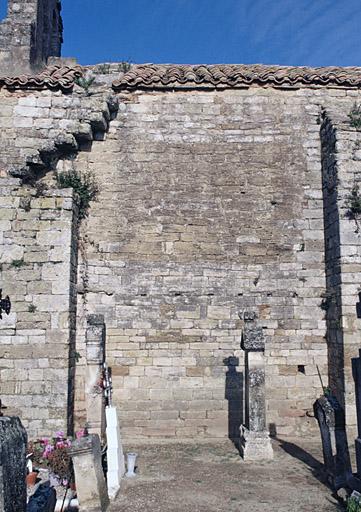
[1,0,361,67]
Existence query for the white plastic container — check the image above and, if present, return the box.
[126,452,138,477]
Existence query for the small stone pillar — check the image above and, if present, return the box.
[313,394,352,490]
[85,314,106,440]
[70,434,109,512]
[0,416,27,512]
[353,349,361,478]
[240,313,273,461]
[105,406,125,499]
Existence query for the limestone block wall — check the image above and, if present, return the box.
[72,86,349,439]
[1,74,361,439]
[0,84,116,438]
[0,0,62,74]
[0,87,117,175]
[0,176,78,437]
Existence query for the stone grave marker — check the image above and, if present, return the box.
[0,416,27,512]
[85,315,106,440]
[313,394,352,490]
[70,433,109,511]
[239,313,273,461]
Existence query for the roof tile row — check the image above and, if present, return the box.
[1,63,361,92]
[113,64,361,90]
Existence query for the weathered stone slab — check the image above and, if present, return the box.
[240,318,273,461]
[0,416,27,512]
[85,315,106,440]
[240,426,274,461]
[70,434,109,512]
[313,395,352,490]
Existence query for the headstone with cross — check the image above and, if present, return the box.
[239,312,273,461]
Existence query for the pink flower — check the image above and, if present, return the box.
[76,429,85,439]
[40,438,49,446]
[55,431,64,439]
[43,444,54,459]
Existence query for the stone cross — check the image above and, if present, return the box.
[239,313,273,461]
[85,314,106,441]
[0,416,27,512]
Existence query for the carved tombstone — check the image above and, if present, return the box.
[85,314,106,440]
[0,416,27,512]
[70,434,109,512]
[313,394,352,490]
[240,313,273,461]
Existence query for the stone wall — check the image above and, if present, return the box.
[0,176,78,437]
[1,72,361,439]
[72,85,356,439]
[0,0,62,74]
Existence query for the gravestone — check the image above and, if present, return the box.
[85,315,106,440]
[70,434,109,512]
[313,394,352,490]
[239,314,273,461]
[0,416,27,512]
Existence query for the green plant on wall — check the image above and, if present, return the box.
[119,61,132,73]
[56,169,99,220]
[10,259,25,268]
[348,103,361,130]
[75,75,95,95]
[346,183,361,231]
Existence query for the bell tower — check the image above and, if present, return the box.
[0,0,63,75]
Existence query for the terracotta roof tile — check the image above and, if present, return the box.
[112,64,361,90]
[0,65,83,91]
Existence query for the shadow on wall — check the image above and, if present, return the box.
[224,357,243,449]
[320,114,345,409]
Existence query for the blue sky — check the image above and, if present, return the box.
[1,0,361,66]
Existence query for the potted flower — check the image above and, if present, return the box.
[40,431,72,486]
[27,429,87,490]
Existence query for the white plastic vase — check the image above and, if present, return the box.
[126,453,137,477]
